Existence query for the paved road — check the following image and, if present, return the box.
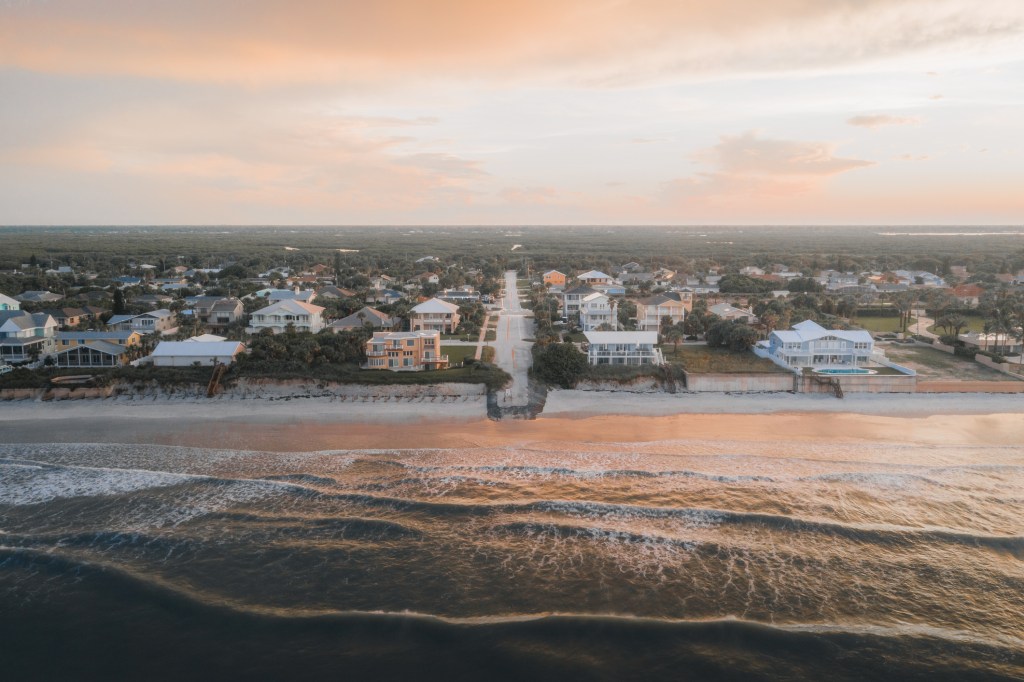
[491,270,534,406]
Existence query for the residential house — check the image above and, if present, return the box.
[634,292,690,332]
[112,276,143,287]
[708,303,758,324]
[438,287,480,304]
[561,285,598,319]
[764,320,873,369]
[247,300,325,334]
[16,290,63,304]
[579,292,615,331]
[327,306,396,333]
[108,309,177,335]
[958,332,1022,356]
[363,330,448,371]
[40,307,91,328]
[0,311,58,362]
[583,331,663,366]
[950,284,985,308]
[55,340,133,368]
[316,285,358,300]
[262,288,317,304]
[740,266,766,276]
[543,270,567,288]
[370,275,396,289]
[818,271,860,290]
[410,298,461,334]
[892,270,946,288]
[413,272,441,285]
[133,294,174,309]
[193,297,243,330]
[576,270,614,286]
[0,293,21,311]
[365,288,404,305]
[153,277,187,288]
[151,340,246,366]
[56,330,142,351]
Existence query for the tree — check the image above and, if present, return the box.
[726,323,759,351]
[663,325,685,356]
[532,342,589,388]
[112,289,127,315]
[935,313,967,342]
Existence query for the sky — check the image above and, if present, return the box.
[1,0,1023,225]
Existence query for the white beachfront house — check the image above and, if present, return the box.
[578,292,615,331]
[764,320,873,369]
[247,300,325,334]
[583,331,663,366]
[0,311,58,362]
[560,285,597,319]
[151,340,246,366]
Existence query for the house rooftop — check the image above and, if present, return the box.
[151,341,245,357]
[411,298,460,314]
[584,331,658,344]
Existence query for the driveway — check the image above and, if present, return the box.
[490,270,534,406]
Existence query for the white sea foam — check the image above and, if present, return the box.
[1,462,197,506]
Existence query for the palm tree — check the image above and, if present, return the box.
[665,325,685,353]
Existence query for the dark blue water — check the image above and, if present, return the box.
[2,440,1022,681]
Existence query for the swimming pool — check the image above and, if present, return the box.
[813,368,876,375]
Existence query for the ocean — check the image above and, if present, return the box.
[2,438,1022,681]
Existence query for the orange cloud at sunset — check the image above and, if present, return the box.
[2,0,1022,85]
[0,0,1022,224]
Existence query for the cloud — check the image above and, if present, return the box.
[660,132,873,210]
[848,114,922,128]
[499,186,559,204]
[1,0,1022,86]
[695,132,874,177]
[0,94,489,221]
[397,153,487,179]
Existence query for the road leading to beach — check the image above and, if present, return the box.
[492,270,534,406]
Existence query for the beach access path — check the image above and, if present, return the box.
[492,270,534,406]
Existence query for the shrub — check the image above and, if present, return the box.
[532,342,588,388]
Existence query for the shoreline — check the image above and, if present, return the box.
[2,390,1023,451]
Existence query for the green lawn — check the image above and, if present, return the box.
[880,344,1008,381]
[853,316,917,333]
[563,331,587,343]
[663,345,791,374]
[484,330,497,341]
[927,314,987,335]
[442,345,477,365]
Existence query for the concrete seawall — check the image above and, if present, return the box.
[683,372,795,393]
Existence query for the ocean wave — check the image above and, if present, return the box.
[2,544,1021,656]
[385,461,776,483]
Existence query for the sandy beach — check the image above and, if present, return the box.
[2,390,1023,450]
